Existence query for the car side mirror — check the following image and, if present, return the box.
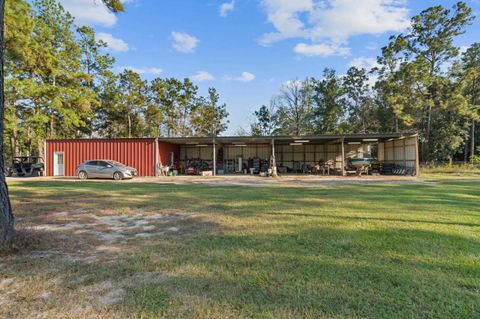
[106,165,113,168]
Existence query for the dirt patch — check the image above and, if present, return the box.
[0,278,15,290]
[24,210,196,264]
[97,288,125,306]
[10,175,433,188]
[82,273,170,308]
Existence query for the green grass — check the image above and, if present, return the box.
[421,164,480,176]
[125,283,171,317]
[3,177,480,318]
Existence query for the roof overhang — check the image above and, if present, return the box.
[158,133,417,145]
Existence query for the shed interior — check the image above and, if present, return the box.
[159,134,418,176]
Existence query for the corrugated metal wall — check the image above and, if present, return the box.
[180,146,212,160]
[224,145,271,160]
[179,143,374,171]
[379,136,417,168]
[46,135,418,177]
[158,141,180,167]
[275,144,344,169]
[46,139,157,177]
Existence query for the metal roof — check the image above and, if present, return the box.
[159,133,417,145]
[46,133,417,145]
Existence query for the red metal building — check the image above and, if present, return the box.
[45,138,179,177]
[46,134,419,177]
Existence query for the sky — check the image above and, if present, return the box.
[58,0,480,134]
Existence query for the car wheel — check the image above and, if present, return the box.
[113,171,123,181]
[78,171,88,180]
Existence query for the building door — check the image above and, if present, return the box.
[54,152,64,176]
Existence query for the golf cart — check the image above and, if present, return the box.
[5,156,44,177]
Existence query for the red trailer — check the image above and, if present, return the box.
[45,138,179,177]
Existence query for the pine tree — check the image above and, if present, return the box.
[4,0,34,158]
[457,43,480,161]
[191,88,229,137]
[342,67,379,133]
[0,0,124,246]
[251,104,275,136]
[118,70,148,137]
[311,69,345,134]
[384,2,474,161]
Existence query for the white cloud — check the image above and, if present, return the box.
[347,57,380,87]
[260,0,410,57]
[226,72,256,82]
[59,0,118,27]
[259,0,313,46]
[96,33,129,52]
[294,42,350,57]
[220,1,235,17]
[366,42,377,50]
[117,66,163,75]
[308,0,410,40]
[238,72,256,82]
[282,79,304,90]
[171,32,199,53]
[190,71,215,82]
[349,57,380,70]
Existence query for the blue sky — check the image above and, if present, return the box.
[59,0,480,134]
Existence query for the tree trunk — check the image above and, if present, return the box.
[394,114,399,133]
[182,109,187,137]
[422,104,433,162]
[472,120,476,162]
[37,138,44,159]
[8,100,19,157]
[0,0,15,246]
[127,113,132,138]
[9,133,19,158]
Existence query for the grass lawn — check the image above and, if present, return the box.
[1,178,479,318]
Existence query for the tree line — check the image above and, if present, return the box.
[4,0,480,164]
[4,0,229,160]
[250,2,479,163]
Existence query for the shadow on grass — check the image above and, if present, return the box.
[153,226,479,318]
[8,180,480,218]
[3,179,480,318]
[265,212,480,227]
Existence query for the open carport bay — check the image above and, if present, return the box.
[164,133,419,176]
[44,134,419,178]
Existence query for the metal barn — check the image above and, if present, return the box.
[45,133,419,177]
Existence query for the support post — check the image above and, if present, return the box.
[471,120,476,163]
[392,139,396,165]
[415,135,420,177]
[44,140,47,177]
[154,138,159,177]
[341,138,345,176]
[212,138,216,176]
[383,141,386,164]
[271,138,277,177]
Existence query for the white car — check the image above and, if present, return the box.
[76,160,138,180]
